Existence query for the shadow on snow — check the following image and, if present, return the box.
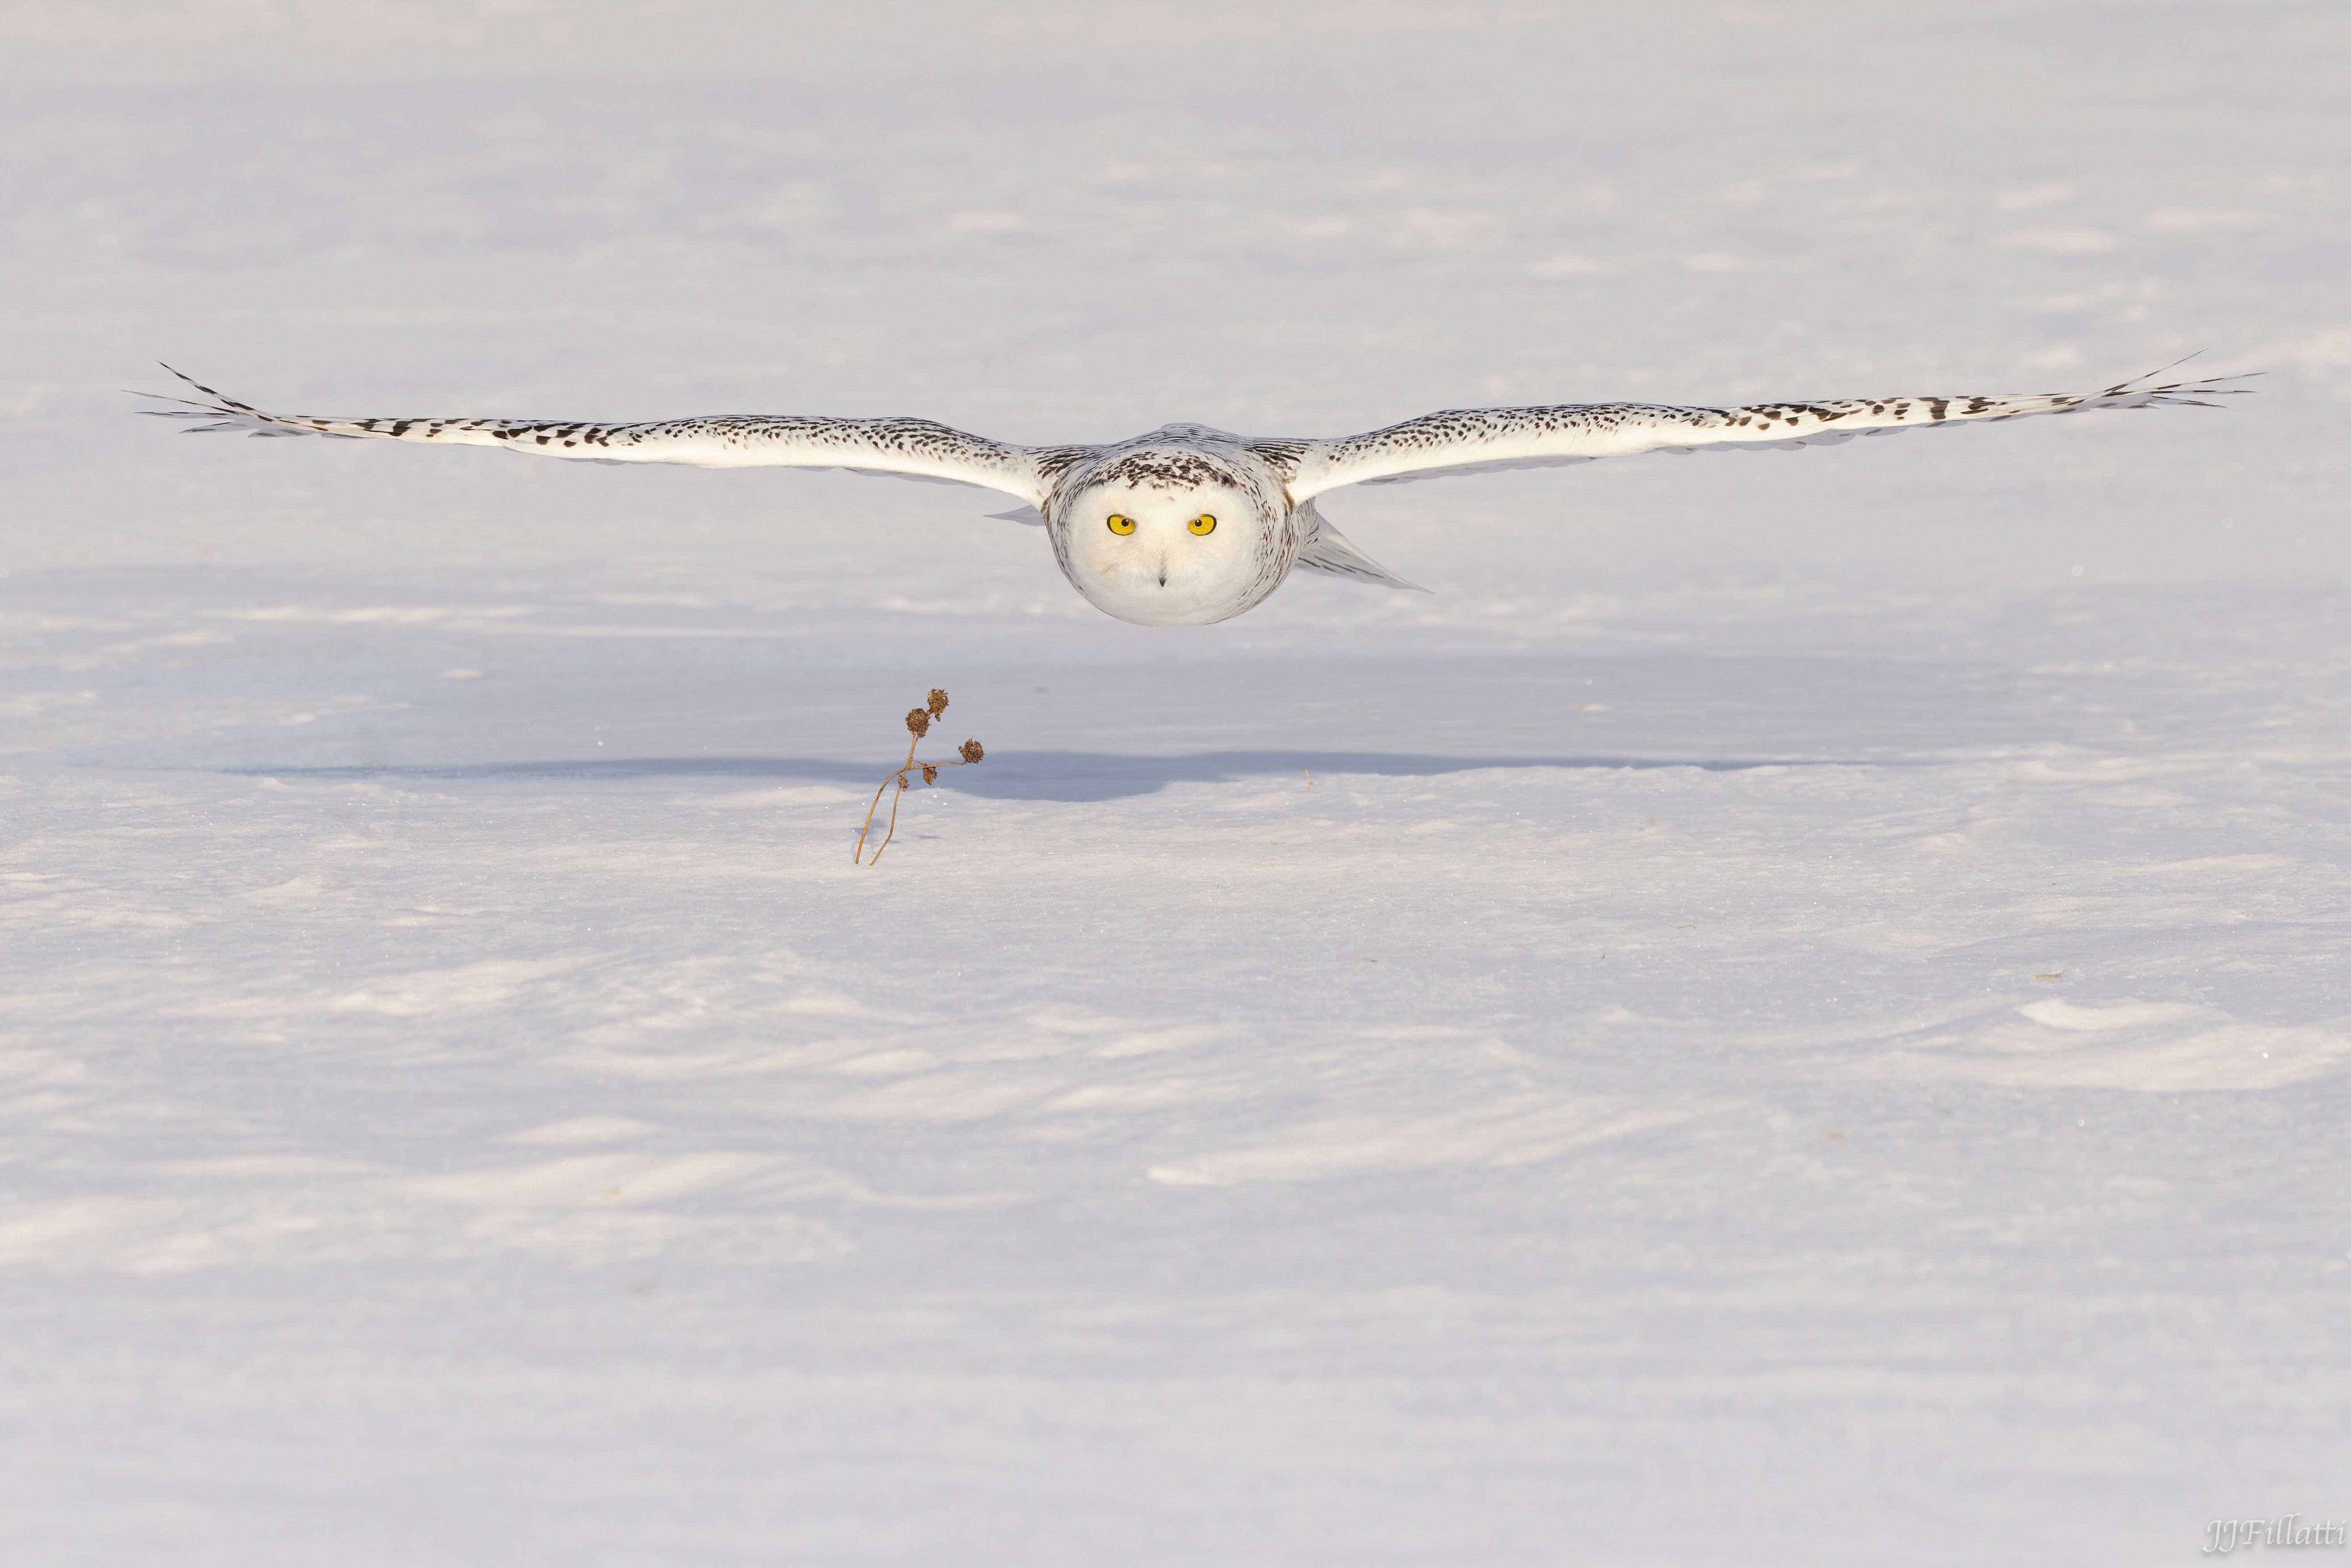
[226,750,1883,804]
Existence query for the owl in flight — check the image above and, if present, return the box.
[146,364,2240,626]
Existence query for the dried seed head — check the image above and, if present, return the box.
[921,764,938,785]
[959,739,984,764]
[905,709,931,738]
[897,775,908,791]
[927,688,949,717]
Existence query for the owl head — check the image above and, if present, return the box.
[1048,451,1297,626]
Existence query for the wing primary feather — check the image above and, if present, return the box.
[131,366,1054,504]
[1284,365,2253,497]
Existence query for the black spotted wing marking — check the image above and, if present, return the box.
[136,366,1057,505]
[1282,366,2253,499]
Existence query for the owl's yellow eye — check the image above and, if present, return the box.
[1106,514,1136,535]
[1188,514,1217,536]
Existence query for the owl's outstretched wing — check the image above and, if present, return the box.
[138,367,1068,507]
[1276,367,2251,500]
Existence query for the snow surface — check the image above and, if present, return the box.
[3,3,2348,1564]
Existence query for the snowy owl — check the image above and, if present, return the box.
[145,365,2242,626]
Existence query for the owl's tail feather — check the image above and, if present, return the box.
[1291,502,1429,593]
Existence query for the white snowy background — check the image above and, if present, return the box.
[2,2,2347,1563]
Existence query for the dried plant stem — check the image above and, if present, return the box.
[853,688,981,866]
[854,755,980,866]
[854,734,921,864]
[871,776,909,864]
